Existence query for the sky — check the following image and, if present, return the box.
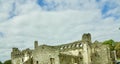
[0,0,120,62]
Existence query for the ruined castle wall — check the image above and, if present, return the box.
[11,48,23,64]
[82,42,92,64]
[91,44,112,64]
[59,48,83,64]
[58,41,84,64]
[11,48,32,64]
[59,54,83,64]
[33,45,60,64]
[22,52,32,63]
[60,49,83,56]
[23,58,33,64]
[11,33,114,64]
[12,57,23,64]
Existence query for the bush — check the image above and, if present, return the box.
[0,61,3,64]
[4,60,11,64]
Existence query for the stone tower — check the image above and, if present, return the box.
[82,33,91,43]
[34,41,38,49]
[11,47,20,59]
[82,33,92,64]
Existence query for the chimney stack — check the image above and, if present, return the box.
[34,41,38,49]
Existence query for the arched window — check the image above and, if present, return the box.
[72,44,75,47]
[64,46,67,49]
[68,45,71,48]
[60,47,63,50]
[79,44,82,47]
[50,58,55,64]
[62,46,65,49]
[76,44,79,47]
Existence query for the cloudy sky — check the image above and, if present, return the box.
[0,0,120,62]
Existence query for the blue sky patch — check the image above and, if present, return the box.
[101,1,119,19]
[112,14,120,20]
[37,0,47,7]
[0,32,4,38]
[102,13,120,20]
[37,0,58,11]
[96,0,101,2]
[114,15,120,20]
[101,2,117,15]
[8,2,16,19]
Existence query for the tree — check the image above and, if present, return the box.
[0,61,2,64]
[4,60,11,64]
[102,39,115,51]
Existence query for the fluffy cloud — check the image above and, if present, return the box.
[0,0,120,62]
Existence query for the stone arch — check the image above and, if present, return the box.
[61,46,66,50]
[63,46,65,49]
[64,46,67,49]
[68,45,71,48]
[79,43,82,47]
[72,44,76,48]
[76,44,79,47]
[60,47,63,50]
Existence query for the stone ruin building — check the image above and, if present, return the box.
[11,33,114,64]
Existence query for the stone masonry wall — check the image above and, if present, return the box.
[33,45,60,64]
[91,43,112,64]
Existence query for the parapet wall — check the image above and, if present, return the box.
[58,41,83,51]
[11,48,32,59]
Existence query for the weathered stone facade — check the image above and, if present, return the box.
[11,33,113,64]
[11,48,32,64]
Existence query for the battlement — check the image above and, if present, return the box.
[11,48,32,59]
[12,47,20,52]
[82,33,91,42]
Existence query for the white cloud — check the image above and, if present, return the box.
[0,0,40,22]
